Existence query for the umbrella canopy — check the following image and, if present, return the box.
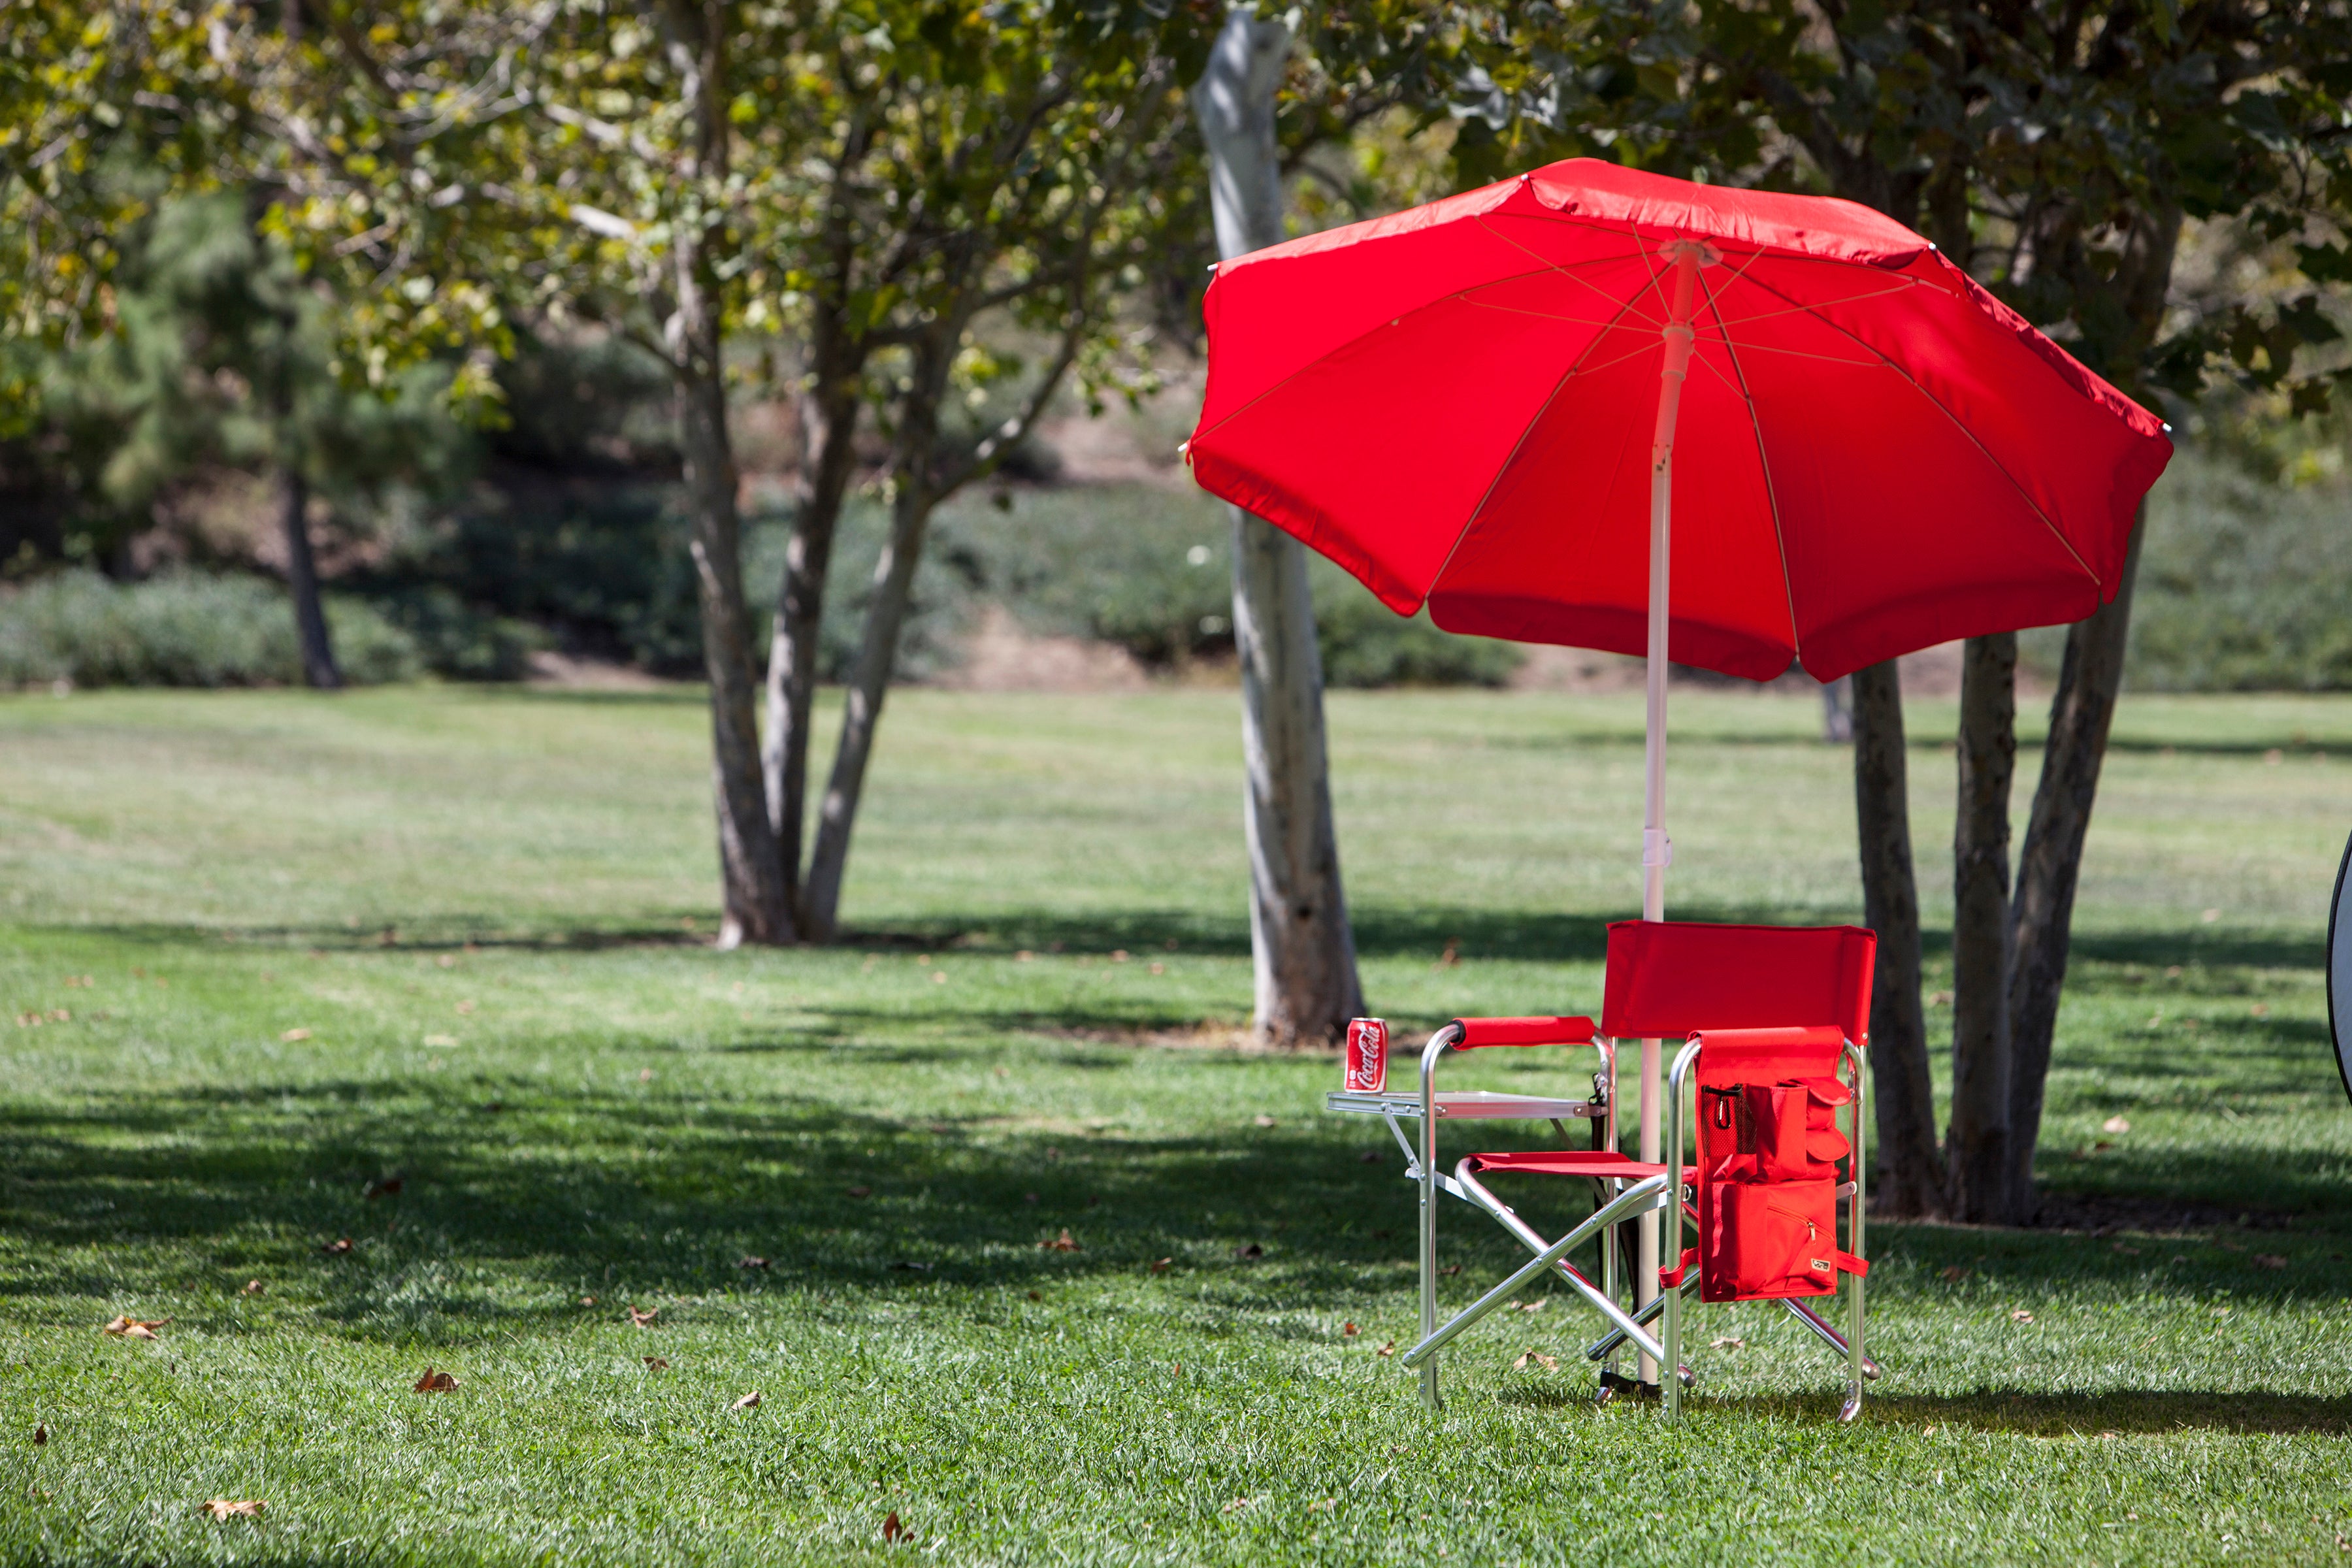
[1186,159,2172,683]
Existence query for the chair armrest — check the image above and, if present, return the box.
[1448,1015,1599,1048]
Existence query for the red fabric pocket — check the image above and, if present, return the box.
[1701,1177,1838,1302]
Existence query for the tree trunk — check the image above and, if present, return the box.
[1820,676,1852,742]
[274,465,341,691]
[1946,632,2017,1222]
[1194,8,1364,1044]
[1852,660,1943,1215]
[764,376,860,919]
[268,272,338,692]
[1231,505,1366,1041]
[2004,518,2144,1214]
[678,352,791,947]
[800,476,933,941]
[668,1,791,947]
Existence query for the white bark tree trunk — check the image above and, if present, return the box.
[1193,10,1364,1044]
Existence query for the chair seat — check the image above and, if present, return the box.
[1465,1149,1696,1181]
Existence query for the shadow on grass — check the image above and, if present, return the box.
[5,1064,2348,1347]
[31,907,2327,972]
[1487,1383,2352,1435]
[0,1075,1520,1337]
[1785,1389,2350,1435]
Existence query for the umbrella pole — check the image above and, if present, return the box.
[1636,242,1704,1387]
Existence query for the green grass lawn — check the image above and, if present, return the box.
[1,684,2348,1565]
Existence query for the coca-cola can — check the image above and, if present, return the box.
[1345,1017,1388,1093]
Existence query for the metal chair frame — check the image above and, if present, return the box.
[1350,920,1885,1418]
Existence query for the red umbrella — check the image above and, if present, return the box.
[1184,157,2172,1349]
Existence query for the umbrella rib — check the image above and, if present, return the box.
[1686,338,1884,369]
[1691,276,1803,665]
[1698,277,1927,333]
[1189,257,1635,446]
[1456,300,1660,330]
[1729,269,2104,590]
[1469,214,1670,329]
[1426,290,1658,598]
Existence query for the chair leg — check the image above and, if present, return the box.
[1661,1266,1683,1420]
[1841,1274,1866,1424]
[1780,1297,1882,1380]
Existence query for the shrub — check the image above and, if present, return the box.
[0,570,421,688]
[936,483,1523,685]
[2124,454,2352,691]
[2014,452,2352,693]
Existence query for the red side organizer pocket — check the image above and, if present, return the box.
[1701,1177,1839,1302]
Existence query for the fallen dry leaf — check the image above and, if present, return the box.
[1039,1229,1081,1252]
[1939,1265,1968,1282]
[1233,1243,1264,1260]
[882,1511,911,1543]
[1709,1337,1745,1350]
[1026,1290,1041,1301]
[200,1499,265,1520]
[1341,1322,1360,1337]
[643,1356,669,1371]
[2253,1254,2289,1269]
[362,1176,403,1200]
[627,1305,659,1328]
[1149,1258,1172,1274]
[1377,1341,1396,1358]
[1308,1497,1335,1513]
[731,1390,761,1409]
[33,1424,46,1446]
[413,1367,458,1392]
[321,1238,353,1256]
[102,1316,167,1339]
[280,1028,312,1043]
[1221,1497,1255,1515]
[580,1296,597,1307]
[847,1185,873,1199]
[241,1279,265,1295]
[2010,1310,2035,1324]
[1438,1264,1461,1277]
[738,1256,770,1270]
[2102,1115,2131,1134]
[1253,1114,1277,1128]
[1511,1351,1560,1371]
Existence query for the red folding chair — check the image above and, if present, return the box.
[1394,920,1879,1421]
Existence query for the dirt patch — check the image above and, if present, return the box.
[1034,1021,1328,1056]
[1884,1190,2306,1236]
[930,605,1150,693]
[1509,641,1985,697]
[2025,1190,2305,1236]
[526,651,675,690]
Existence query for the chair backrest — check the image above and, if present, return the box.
[1599,920,1875,1045]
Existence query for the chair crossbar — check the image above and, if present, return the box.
[1401,1175,1669,1369]
[1454,1162,1671,1369]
